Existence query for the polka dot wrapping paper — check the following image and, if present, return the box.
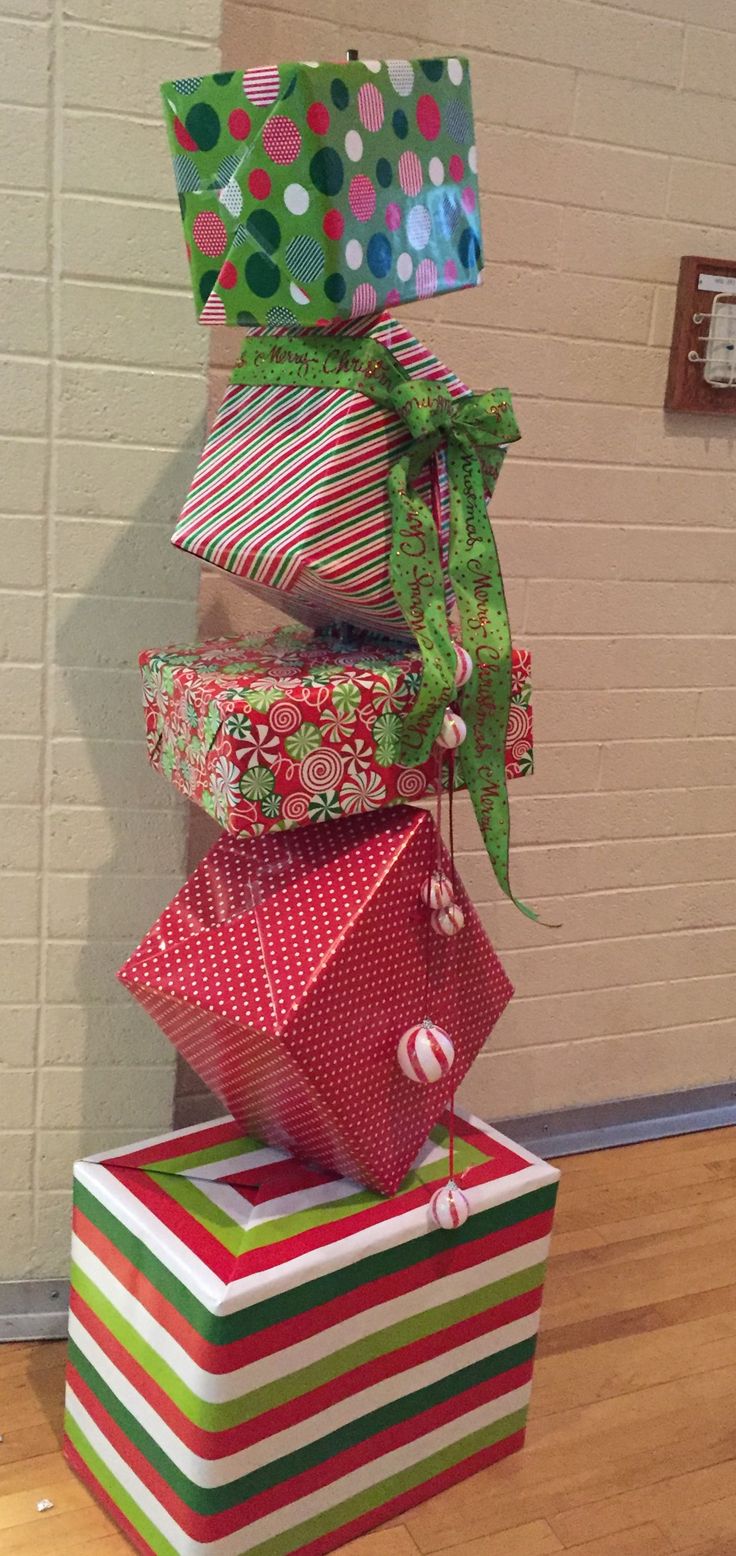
[64,1110,558,1556]
[139,625,533,841]
[172,313,466,639]
[117,806,514,1194]
[160,58,483,327]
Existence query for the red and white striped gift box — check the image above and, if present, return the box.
[171,314,469,638]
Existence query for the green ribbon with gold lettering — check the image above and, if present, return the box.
[232,333,535,918]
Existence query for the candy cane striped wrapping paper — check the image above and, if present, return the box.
[64,1109,559,1556]
[171,314,468,639]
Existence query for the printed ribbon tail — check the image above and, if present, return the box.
[445,435,540,921]
[388,456,457,766]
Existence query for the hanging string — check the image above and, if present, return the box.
[423,775,437,1018]
[446,746,458,1184]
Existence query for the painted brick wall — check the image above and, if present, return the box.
[0,0,220,1278]
[178,0,736,1128]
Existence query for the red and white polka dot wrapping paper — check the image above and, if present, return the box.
[117,806,514,1194]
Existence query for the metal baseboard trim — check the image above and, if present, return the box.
[496,1082,736,1159]
[0,1280,70,1342]
[2,1085,735,1336]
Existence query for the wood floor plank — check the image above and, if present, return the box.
[333,1530,421,1556]
[661,1492,736,1552]
[533,1309,736,1417]
[550,1461,736,1546]
[404,1517,564,1555]
[550,1526,672,1556]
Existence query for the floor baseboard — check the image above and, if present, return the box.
[497,1080,736,1158]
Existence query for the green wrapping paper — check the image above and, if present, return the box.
[160,58,483,327]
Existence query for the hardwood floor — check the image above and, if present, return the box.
[1,1128,736,1555]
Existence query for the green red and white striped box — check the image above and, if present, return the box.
[171,314,466,639]
[64,1109,559,1556]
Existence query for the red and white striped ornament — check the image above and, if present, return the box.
[454,644,473,688]
[430,1179,470,1229]
[432,902,465,938]
[421,870,454,911]
[397,1021,455,1084]
[435,708,467,750]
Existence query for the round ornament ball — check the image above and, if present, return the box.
[430,1179,470,1229]
[435,708,467,750]
[454,644,474,688]
[421,870,454,911]
[432,902,465,938]
[397,1020,455,1084]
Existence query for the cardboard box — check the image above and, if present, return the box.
[161,59,482,328]
[140,626,533,839]
[117,806,514,1193]
[64,1109,559,1556]
[171,314,466,639]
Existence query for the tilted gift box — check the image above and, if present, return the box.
[117,806,514,1194]
[161,58,482,328]
[140,625,533,840]
[64,1109,559,1556]
[172,314,464,639]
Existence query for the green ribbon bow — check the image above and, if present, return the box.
[232,333,535,919]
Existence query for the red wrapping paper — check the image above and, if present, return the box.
[117,805,513,1193]
[141,626,533,839]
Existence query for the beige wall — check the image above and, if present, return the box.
[0,0,220,1278]
[3,0,736,1279]
[180,0,736,1127]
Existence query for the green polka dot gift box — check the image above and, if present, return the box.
[160,57,483,327]
[116,805,514,1195]
[64,1108,558,1556]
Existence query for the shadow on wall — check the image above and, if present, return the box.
[47,431,209,1249]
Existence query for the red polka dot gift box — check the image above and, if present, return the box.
[160,58,482,328]
[139,625,533,841]
[117,805,514,1195]
[171,313,484,640]
[63,1109,559,1556]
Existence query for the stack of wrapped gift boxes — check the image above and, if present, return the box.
[63,55,559,1556]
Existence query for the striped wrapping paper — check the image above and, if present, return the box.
[64,1109,559,1556]
[171,314,468,639]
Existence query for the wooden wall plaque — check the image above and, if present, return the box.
[665,254,736,415]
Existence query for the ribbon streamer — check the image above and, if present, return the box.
[232,333,535,918]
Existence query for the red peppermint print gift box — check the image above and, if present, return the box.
[140,625,533,840]
[117,806,514,1194]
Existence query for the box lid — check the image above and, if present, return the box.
[74,1110,558,1315]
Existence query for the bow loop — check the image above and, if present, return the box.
[390,381,521,488]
